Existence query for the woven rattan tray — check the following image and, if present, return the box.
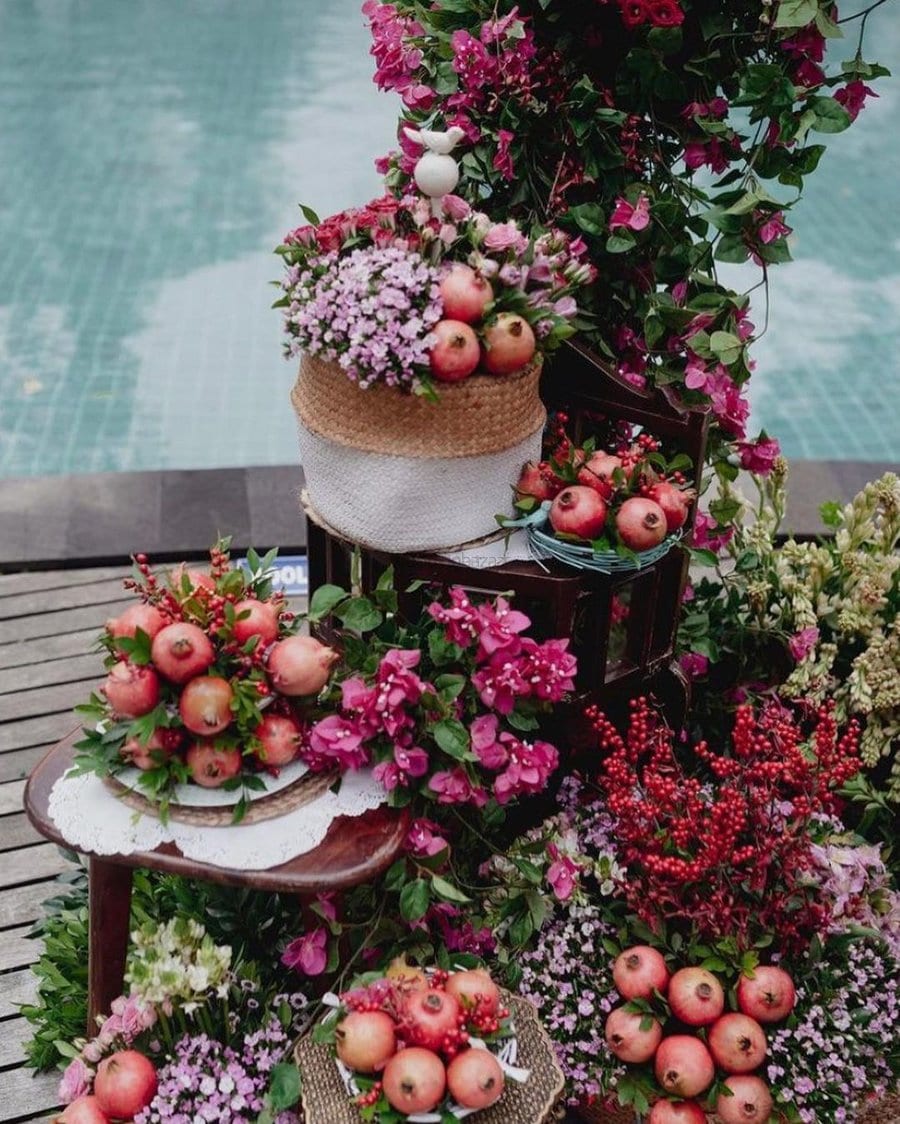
[295,994,565,1123]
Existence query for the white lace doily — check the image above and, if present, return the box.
[48,768,387,871]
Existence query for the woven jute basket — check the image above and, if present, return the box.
[291,355,546,553]
[295,993,566,1123]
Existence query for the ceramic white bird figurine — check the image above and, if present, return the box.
[404,126,467,215]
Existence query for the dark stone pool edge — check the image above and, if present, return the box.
[0,460,897,572]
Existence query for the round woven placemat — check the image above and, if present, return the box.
[292,354,545,459]
[858,1091,900,1124]
[103,765,339,827]
[295,994,565,1123]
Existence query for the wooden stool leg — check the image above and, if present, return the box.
[87,857,133,1034]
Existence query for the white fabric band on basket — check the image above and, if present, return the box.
[297,418,543,554]
[47,768,387,871]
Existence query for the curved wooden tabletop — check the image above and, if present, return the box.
[24,728,409,894]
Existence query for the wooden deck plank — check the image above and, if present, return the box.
[0,882,58,930]
[0,781,27,817]
[0,925,40,973]
[0,816,44,853]
[0,679,99,724]
[0,577,131,621]
[0,629,102,672]
[0,564,130,599]
[0,1016,34,1070]
[0,599,132,646]
[0,746,51,786]
[0,715,77,755]
[0,846,71,892]
[0,1063,59,1121]
[0,967,39,1019]
[0,654,101,697]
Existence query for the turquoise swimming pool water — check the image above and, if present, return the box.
[0,0,897,477]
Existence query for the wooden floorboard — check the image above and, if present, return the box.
[0,747,51,786]
[0,816,44,853]
[0,598,132,645]
[1,679,100,725]
[0,654,103,696]
[0,629,104,672]
[0,564,131,599]
[0,576,131,620]
[0,1016,33,1069]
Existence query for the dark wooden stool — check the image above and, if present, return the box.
[24,729,409,1032]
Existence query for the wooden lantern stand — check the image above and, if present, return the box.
[307,341,710,736]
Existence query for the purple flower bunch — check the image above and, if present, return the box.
[282,245,443,391]
[766,937,900,1123]
[134,1016,300,1124]
[810,837,900,962]
[518,902,624,1105]
[302,587,575,810]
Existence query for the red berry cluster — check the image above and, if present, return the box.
[587,696,861,952]
[355,1080,383,1108]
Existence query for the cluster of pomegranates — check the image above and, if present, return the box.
[429,263,537,382]
[56,1051,158,1123]
[605,946,797,1123]
[92,550,338,791]
[515,430,694,552]
[333,965,513,1117]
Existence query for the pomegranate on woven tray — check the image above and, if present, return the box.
[276,189,594,553]
[318,962,530,1119]
[72,540,337,824]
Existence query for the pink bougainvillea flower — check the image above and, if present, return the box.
[492,128,516,180]
[835,80,878,121]
[428,586,481,647]
[691,510,735,555]
[788,626,820,663]
[619,0,649,28]
[493,737,559,804]
[757,211,792,245]
[282,927,329,976]
[470,713,509,769]
[475,595,531,658]
[679,651,710,680]
[648,0,684,27]
[405,818,449,858]
[735,434,781,474]
[308,714,370,770]
[546,843,582,901]
[430,767,487,806]
[609,193,651,232]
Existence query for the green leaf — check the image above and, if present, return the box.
[268,1062,302,1110]
[715,234,750,264]
[299,204,321,225]
[606,232,637,254]
[773,0,818,29]
[431,875,472,904]
[808,96,852,134]
[568,202,607,237]
[432,718,470,761]
[819,500,843,528]
[399,879,431,922]
[710,330,743,366]
[334,597,382,633]
[307,584,348,621]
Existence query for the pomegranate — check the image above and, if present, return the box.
[549,486,608,540]
[515,461,558,503]
[335,1010,397,1073]
[482,313,536,375]
[446,1047,505,1109]
[169,565,215,595]
[604,1006,663,1063]
[94,1050,158,1118]
[654,1035,715,1098]
[429,319,480,382]
[186,742,242,788]
[101,662,160,718]
[648,482,695,533]
[121,728,181,771]
[231,599,280,647]
[709,1013,767,1074]
[648,1100,707,1124]
[445,968,500,1018]
[402,988,461,1052]
[715,1075,774,1124]
[106,603,167,641]
[382,1047,447,1114]
[612,945,670,1000]
[577,452,622,498]
[386,956,428,993]
[56,1098,110,1124]
[439,263,493,324]
[615,497,668,551]
[253,713,303,767]
[737,966,796,1024]
[267,635,338,696]
[668,967,725,1027]
[179,676,234,736]
[151,622,215,684]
